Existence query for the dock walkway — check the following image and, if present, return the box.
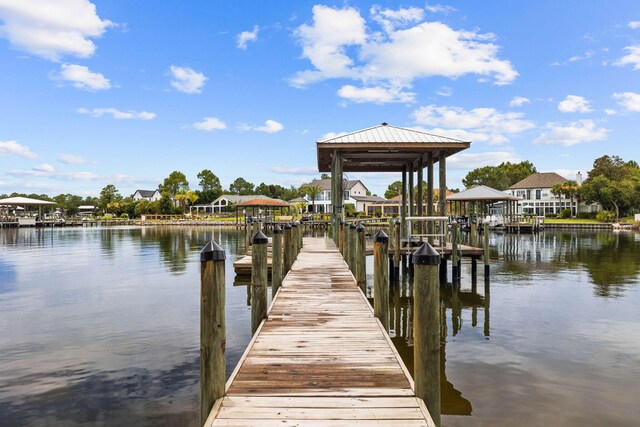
[206,237,435,426]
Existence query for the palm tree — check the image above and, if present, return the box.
[560,180,579,217]
[301,183,323,214]
[175,189,198,215]
[550,183,564,214]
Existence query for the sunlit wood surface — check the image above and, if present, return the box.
[207,237,435,426]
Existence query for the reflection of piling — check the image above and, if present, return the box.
[251,231,268,334]
[483,223,490,277]
[374,231,389,332]
[272,225,283,294]
[484,275,490,337]
[199,240,226,425]
[356,224,366,293]
[412,243,441,427]
[283,223,293,274]
[439,256,447,283]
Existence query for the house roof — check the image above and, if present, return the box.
[0,196,56,206]
[135,189,159,197]
[78,205,95,209]
[386,189,452,202]
[446,185,521,201]
[235,198,291,207]
[303,178,364,191]
[316,123,471,172]
[212,195,272,204]
[509,173,567,189]
[351,195,387,202]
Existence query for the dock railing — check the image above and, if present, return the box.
[406,216,448,252]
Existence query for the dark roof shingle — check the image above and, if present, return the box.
[509,173,567,189]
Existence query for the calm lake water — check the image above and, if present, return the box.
[1,226,639,426]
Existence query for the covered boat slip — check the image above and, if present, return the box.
[206,237,436,426]
[0,196,57,227]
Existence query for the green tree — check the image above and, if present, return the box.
[160,171,189,197]
[158,194,176,214]
[462,161,537,190]
[385,181,403,199]
[229,177,254,195]
[320,173,330,179]
[197,169,222,192]
[99,184,121,212]
[301,183,323,213]
[53,193,84,216]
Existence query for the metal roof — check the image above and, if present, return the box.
[0,196,56,205]
[316,123,471,172]
[446,185,521,201]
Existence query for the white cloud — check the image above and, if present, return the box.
[447,151,523,170]
[0,0,112,61]
[77,107,156,120]
[413,104,534,144]
[613,91,640,112]
[436,86,453,97]
[615,46,640,70]
[192,117,227,131]
[8,163,98,180]
[58,154,93,164]
[0,140,37,158]
[290,5,516,102]
[237,25,259,49]
[628,21,640,29]
[52,64,110,90]
[604,109,617,115]
[337,84,415,103]
[169,65,207,94]
[425,4,457,14]
[533,120,607,146]
[558,95,593,113]
[319,131,348,140]
[271,166,318,175]
[256,120,284,133]
[509,96,530,107]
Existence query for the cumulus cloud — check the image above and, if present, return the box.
[0,140,37,158]
[237,25,259,49]
[0,0,112,61]
[9,163,98,180]
[628,21,640,29]
[509,96,530,107]
[613,91,640,112]
[77,107,156,120]
[51,64,110,90]
[425,4,457,14]
[447,151,523,170]
[337,84,415,103]
[533,120,607,146]
[290,5,516,103]
[558,95,592,113]
[413,104,534,144]
[256,120,284,133]
[169,65,207,94]
[58,154,94,164]
[271,166,318,175]
[615,46,640,70]
[192,117,227,131]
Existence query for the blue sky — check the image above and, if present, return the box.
[1,1,639,198]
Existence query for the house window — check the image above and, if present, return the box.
[526,190,531,199]
[344,191,349,200]
[536,190,541,200]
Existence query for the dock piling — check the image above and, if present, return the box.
[483,223,490,277]
[251,231,268,334]
[343,222,350,264]
[412,242,441,427]
[199,240,226,425]
[272,225,283,294]
[356,224,366,293]
[338,220,344,255]
[283,223,292,274]
[373,230,389,332]
[349,223,357,274]
[394,220,401,278]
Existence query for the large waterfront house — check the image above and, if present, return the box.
[298,179,384,213]
[508,172,599,216]
[132,189,162,202]
[194,194,275,214]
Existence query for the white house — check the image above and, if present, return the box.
[194,194,273,214]
[299,179,373,213]
[132,189,162,202]
[508,172,598,216]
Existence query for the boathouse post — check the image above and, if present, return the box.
[283,223,292,275]
[373,230,389,331]
[413,242,441,427]
[349,223,357,274]
[251,230,268,334]
[451,223,460,280]
[438,151,447,218]
[483,222,490,276]
[199,240,226,425]
[394,220,401,278]
[427,152,434,244]
[272,225,283,294]
[356,224,366,293]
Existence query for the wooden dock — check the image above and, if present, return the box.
[206,237,435,426]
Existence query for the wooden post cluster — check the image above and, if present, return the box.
[272,225,283,294]
[373,230,389,332]
[283,223,293,274]
[199,240,226,425]
[483,222,490,276]
[251,230,268,334]
[356,224,366,293]
[349,223,357,274]
[412,242,441,427]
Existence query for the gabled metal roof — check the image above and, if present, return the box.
[318,123,467,144]
[0,196,56,205]
[446,185,521,201]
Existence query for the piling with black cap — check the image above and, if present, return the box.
[373,230,389,331]
[295,219,302,251]
[349,223,357,274]
[251,230,268,334]
[412,242,441,427]
[283,223,293,274]
[199,240,226,425]
[356,224,366,293]
[272,225,283,294]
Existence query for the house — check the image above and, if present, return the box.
[132,189,161,202]
[77,205,95,216]
[299,179,370,213]
[194,195,273,214]
[508,172,598,215]
[366,189,453,216]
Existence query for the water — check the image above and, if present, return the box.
[1,227,639,426]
